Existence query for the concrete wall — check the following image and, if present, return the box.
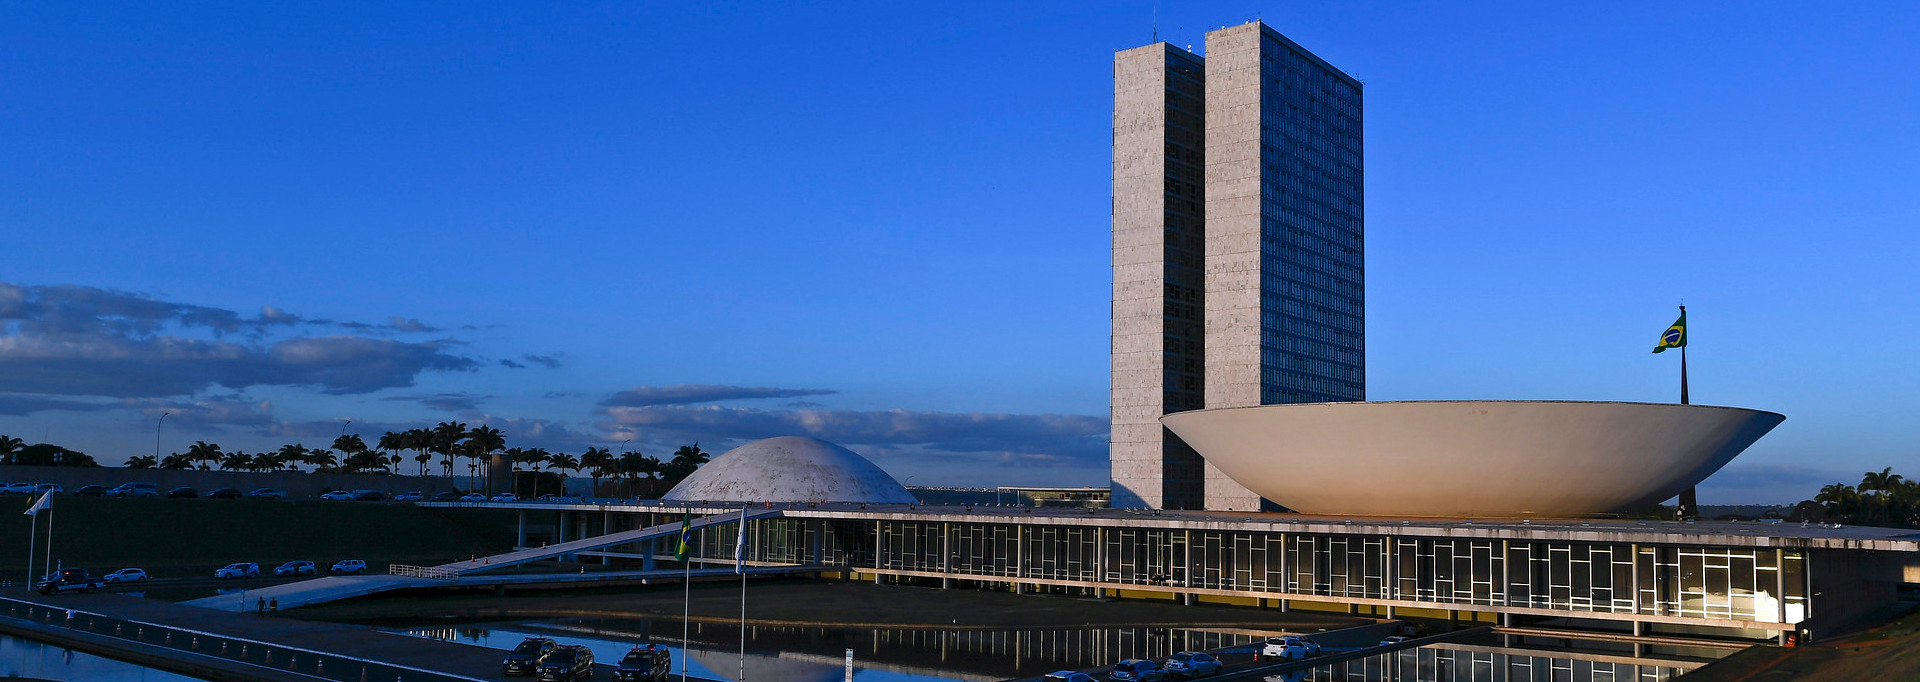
[0,465,467,499]
[1200,23,1266,512]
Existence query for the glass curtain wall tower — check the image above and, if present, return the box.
[1113,21,1364,510]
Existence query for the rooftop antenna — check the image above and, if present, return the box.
[1152,7,1158,43]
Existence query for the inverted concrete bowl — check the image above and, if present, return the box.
[1160,401,1784,517]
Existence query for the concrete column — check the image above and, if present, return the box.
[873,521,884,585]
[810,520,822,567]
[602,512,614,566]
[1182,530,1193,605]
[1776,548,1788,626]
[557,511,569,561]
[517,510,527,548]
[941,522,952,589]
[1632,620,1644,656]
[1014,525,1025,595]
[1385,536,1396,602]
[642,539,655,571]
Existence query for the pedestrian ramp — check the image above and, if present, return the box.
[185,508,790,612]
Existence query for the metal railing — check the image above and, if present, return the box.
[388,564,458,580]
[0,596,488,682]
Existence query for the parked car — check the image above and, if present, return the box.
[165,486,198,499]
[1109,659,1167,682]
[459,492,487,502]
[3,482,34,495]
[431,491,459,502]
[207,488,244,499]
[247,488,287,500]
[1379,636,1408,646]
[1260,635,1319,661]
[319,490,355,501]
[393,491,424,502]
[37,568,103,595]
[1163,652,1222,678]
[329,559,367,575]
[34,483,62,495]
[73,485,108,497]
[274,561,316,577]
[1044,672,1097,682]
[490,492,518,502]
[535,644,594,682]
[103,568,149,583]
[615,644,671,681]
[214,562,259,579]
[107,482,160,498]
[502,636,558,676]
[352,489,385,501]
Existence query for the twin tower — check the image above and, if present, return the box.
[1111,22,1365,511]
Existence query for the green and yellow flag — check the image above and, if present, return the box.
[674,511,692,562]
[1652,311,1687,353]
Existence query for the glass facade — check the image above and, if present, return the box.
[1257,31,1365,404]
[1160,48,1209,509]
[689,517,1812,628]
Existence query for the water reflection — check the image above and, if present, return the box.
[1273,642,1706,682]
[0,633,207,681]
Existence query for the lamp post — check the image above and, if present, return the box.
[340,419,352,435]
[155,411,171,460]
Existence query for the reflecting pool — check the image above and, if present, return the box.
[0,633,207,681]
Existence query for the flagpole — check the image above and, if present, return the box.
[739,503,748,682]
[681,522,690,682]
[1677,304,1697,519]
[26,506,37,586]
[1679,305,1689,406]
[43,506,53,580]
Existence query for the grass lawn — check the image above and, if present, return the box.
[0,496,518,580]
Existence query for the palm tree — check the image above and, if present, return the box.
[466,425,505,489]
[219,451,251,471]
[334,434,369,461]
[0,435,23,465]
[404,428,433,476]
[546,451,578,496]
[159,452,195,470]
[666,444,710,481]
[377,431,405,466]
[431,421,468,479]
[186,441,223,471]
[1816,483,1860,520]
[124,454,157,469]
[580,447,614,495]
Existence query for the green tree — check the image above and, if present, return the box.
[333,434,368,460]
[0,435,23,465]
[219,451,252,471]
[403,428,433,476]
[548,452,580,494]
[431,421,468,478]
[124,454,158,469]
[159,452,195,470]
[580,447,614,494]
[185,441,223,471]
[465,425,505,489]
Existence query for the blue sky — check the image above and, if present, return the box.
[2,2,1916,502]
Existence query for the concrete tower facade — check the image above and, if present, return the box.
[1112,22,1364,511]
[1111,43,1208,510]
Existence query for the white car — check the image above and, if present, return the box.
[274,560,316,577]
[393,491,424,502]
[247,488,287,500]
[5,482,36,495]
[103,568,149,583]
[330,559,367,575]
[319,490,355,501]
[33,483,62,495]
[1260,635,1320,661]
[108,482,160,498]
[458,492,487,502]
[214,562,259,579]
[1379,635,1408,646]
[489,493,518,502]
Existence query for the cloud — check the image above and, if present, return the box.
[133,395,276,430]
[599,404,1107,466]
[0,393,119,416]
[0,281,479,397]
[384,392,489,412]
[601,385,839,407]
[499,359,525,369]
[521,354,562,369]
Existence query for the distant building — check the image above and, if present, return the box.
[1113,21,1364,510]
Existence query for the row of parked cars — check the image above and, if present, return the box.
[503,636,672,682]
[215,559,369,579]
[1043,636,1329,682]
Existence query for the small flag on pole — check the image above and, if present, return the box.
[674,511,692,562]
[23,492,50,516]
[734,505,748,574]
[1652,311,1687,353]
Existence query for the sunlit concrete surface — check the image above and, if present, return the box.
[664,436,917,504]
[1162,401,1785,516]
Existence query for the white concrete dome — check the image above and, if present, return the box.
[662,436,916,504]
[1160,400,1785,517]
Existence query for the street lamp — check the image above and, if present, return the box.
[340,418,352,435]
[155,411,171,460]
[621,438,632,454]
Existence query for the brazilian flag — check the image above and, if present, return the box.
[1652,311,1687,353]
[674,511,693,562]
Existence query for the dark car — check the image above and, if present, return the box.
[1163,652,1222,679]
[352,489,386,501]
[165,486,198,499]
[72,485,108,497]
[536,645,594,682]
[37,568,103,595]
[431,490,460,502]
[1109,659,1167,682]
[615,644,670,681]
[502,637,558,676]
[208,488,244,499]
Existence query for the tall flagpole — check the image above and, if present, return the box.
[42,506,53,579]
[1679,305,1690,406]
[681,521,690,682]
[1677,304,1697,519]
[26,507,37,586]
[739,503,748,682]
